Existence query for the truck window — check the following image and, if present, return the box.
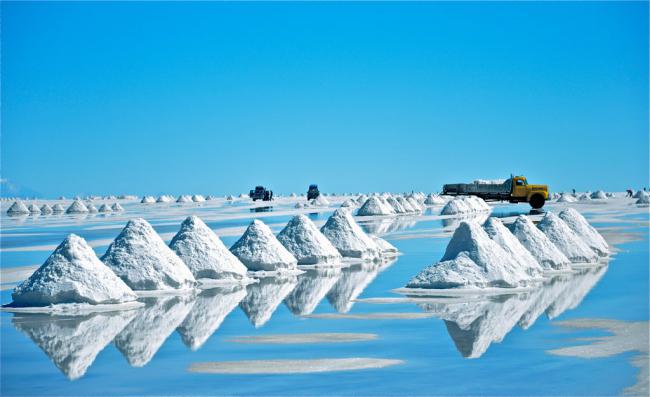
[516,179,524,186]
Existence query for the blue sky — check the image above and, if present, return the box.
[1,1,648,197]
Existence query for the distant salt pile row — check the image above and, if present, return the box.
[5,199,124,216]
[139,194,216,204]
[440,196,491,216]
[7,209,396,310]
[406,208,608,290]
[356,193,438,216]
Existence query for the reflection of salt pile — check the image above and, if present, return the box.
[310,195,330,206]
[66,200,89,214]
[11,234,137,307]
[114,295,195,367]
[7,201,30,215]
[141,196,155,204]
[510,215,571,271]
[357,196,395,216]
[277,215,342,265]
[419,293,534,358]
[40,204,53,214]
[538,212,598,263]
[169,216,249,282]
[12,310,136,380]
[52,203,65,213]
[98,204,112,213]
[559,208,609,256]
[545,265,608,319]
[284,268,341,315]
[406,221,531,289]
[483,218,543,278]
[28,204,41,214]
[327,260,392,313]
[590,190,607,199]
[230,220,298,271]
[102,218,196,291]
[441,196,490,215]
[320,209,381,259]
[111,203,124,211]
[557,194,576,203]
[424,194,445,205]
[239,275,298,327]
[177,286,246,350]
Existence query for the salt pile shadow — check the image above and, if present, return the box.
[414,265,608,358]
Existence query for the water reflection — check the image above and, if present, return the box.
[284,268,341,315]
[239,276,299,327]
[441,213,490,229]
[11,310,137,380]
[414,265,608,358]
[176,286,246,351]
[360,217,418,235]
[114,295,195,367]
[327,258,396,313]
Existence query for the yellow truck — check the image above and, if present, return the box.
[442,175,549,209]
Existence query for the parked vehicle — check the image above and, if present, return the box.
[249,186,273,201]
[442,175,549,209]
[307,184,320,200]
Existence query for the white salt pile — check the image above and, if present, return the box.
[633,190,646,199]
[239,193,247,198]
[370,235,399,256]
[111,203,124,211]
[295,202,307,208]
[396,196,417,213]
[559,208,609,257]
[157,195,172,203]
[557,193,577,203]
[340,199,357,208]
[86,203,98,213]
[424,194,445,205]
[406,196,424,212]
[320,209,382,259]
[606,192,615,198]
[277,215,342,265]
[40,204,53,214]
[386,197,407,214]
[66,200,89,214]
[406,221,532,289]
[537,212,598,263]
[141,196,155,204]
[101,218,196,291]
[27,204,41,214]
[206,195,217,201]
[177,195,192,203]
[637,195,650,205]
[290,193,297,198]
[52,203,65,213]
[590,190,607,199]
[226,195,234,201]
[230,220,298,272]
[192,195,205,202]
[310,195,330,206]
[10,234,137,307]
[98,204,112,213]
[356,194,368,204]
[441,196,490,215]
[357,196,394,216]
[510,215,571,271]
[169,216,249,282]
[483,217,543,278]
[578,193,591,201]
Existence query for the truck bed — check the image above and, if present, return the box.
[443,179,514,200]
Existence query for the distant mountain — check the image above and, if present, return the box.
[1,179,41,198]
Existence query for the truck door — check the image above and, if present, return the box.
[512,177,527,198]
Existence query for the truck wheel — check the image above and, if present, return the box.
[529,194,545,209]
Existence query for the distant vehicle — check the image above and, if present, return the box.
[442,175,549,209]
[249,186,273,201]
[307,184,320,200]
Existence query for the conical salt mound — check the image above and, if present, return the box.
[177,195,191,203]
[6,201,29,215]
[424,194,445,205]
[52,203,65,213]
[276,215,342,265]
[156,195,171,203]
[357,197,394,216]
[230,220,298,271]
[483,217,543,278]
[141,196,155,204]
[169,216,249,281]
[111,203,124,211]
[40,204,53,214]
[537,212,598,263]
[101,218,196,291]
[633,190,647,199]
[510,215,571,271]
[310,195,330,206]
[11,234,137,307]
[98,204,112,213]
[397,196,417,213]
[386,197,407,213]
[341,199,358,208]
[590,190,607,199]
[66,200,89,214]
[557,194,576,203]
[28,204,41,214]
[192,195,205,202]
[320,209,382,259]
[86,203,98,213]
[637,195,650,205]
[559,208,609,256]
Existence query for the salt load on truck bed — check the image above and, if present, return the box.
[442,175,549,209]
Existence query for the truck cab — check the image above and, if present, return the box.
[307,184,320,200]
[510,176,548,208]
[249,186,273,201]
